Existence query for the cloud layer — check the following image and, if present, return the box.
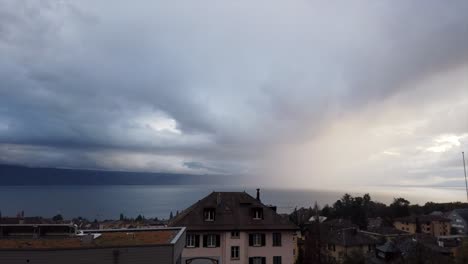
[1,0,468,189]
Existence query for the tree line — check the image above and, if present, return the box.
[289,193,468,229]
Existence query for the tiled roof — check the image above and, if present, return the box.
[322,219,357,230]
[0,229,181,250]
[365,226,409,236]
[325,228,376,247]
[395,215,450,223]
[168,191,298,231]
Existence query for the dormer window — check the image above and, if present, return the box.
[204,208,216,221]
[252,208,263,220]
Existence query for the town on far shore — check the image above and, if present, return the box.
[2,189,468,264]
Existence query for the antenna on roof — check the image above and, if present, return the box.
[463,152,468,202]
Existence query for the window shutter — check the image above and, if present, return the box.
[203,235,207,247]
[195,235,200,247]
[262,257,266,264]
[216,234,220,247]
[261,234,266,246]
[249,258,253,264]
[249,234,253,246]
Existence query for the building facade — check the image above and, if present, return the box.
[169,190,298,264]
[393,215,451,237]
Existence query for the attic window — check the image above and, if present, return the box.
[252,208,263,220]
[204,208,216,221]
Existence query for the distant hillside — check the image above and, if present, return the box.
[0,164,225,185]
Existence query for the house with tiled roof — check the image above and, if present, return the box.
[322,227,376,263]
[168,189,298,264]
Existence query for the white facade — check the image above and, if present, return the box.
[182,231,296,264]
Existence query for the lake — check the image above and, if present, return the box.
[0,185,466,220]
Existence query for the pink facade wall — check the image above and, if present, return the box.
[182,231,296,264]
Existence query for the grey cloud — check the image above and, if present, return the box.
[0,0,467,183]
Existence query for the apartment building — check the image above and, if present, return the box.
[393,215,451,237]
[169,189,298,264]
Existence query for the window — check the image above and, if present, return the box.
[253,208,263,220]
[186,234,199,248]
[231,231,240,239]
[273,256,282,264]
[273,233,282,246]
[204,208,216,221]
[249,257,266,264]
[207,235,216,247]
[231,246,240,259]
[249,233,265,247]
[203,234,220,248]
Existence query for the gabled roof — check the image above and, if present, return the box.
[365,226,409,236]
[395,215,451,223]
[168,191,298,231]
[376,240,400,253]
[325,228,376,247]
[322,219,357,230]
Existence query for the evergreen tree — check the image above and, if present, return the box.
[52,214,63,221]
[136,214,143,222]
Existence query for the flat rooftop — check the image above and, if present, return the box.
[0,228,185,250]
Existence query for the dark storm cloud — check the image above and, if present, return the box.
[0,0,467,180]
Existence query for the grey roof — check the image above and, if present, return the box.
[0,217,52,224]
[452,209,468,222]
[376,240,400,253]
[325,228,376,247]
[322,219,357,230]
[168,191,298,231]
[394,234,454,255]
[365,226,409,236]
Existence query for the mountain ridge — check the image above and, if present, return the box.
[0,164,225,185]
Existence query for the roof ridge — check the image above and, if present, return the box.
[169,191,216,225]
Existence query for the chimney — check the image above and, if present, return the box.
[256,189,260,201]
[217,193,221,206]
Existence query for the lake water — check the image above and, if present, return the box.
[0,185,466,220]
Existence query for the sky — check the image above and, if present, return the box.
[0,0,468,190]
